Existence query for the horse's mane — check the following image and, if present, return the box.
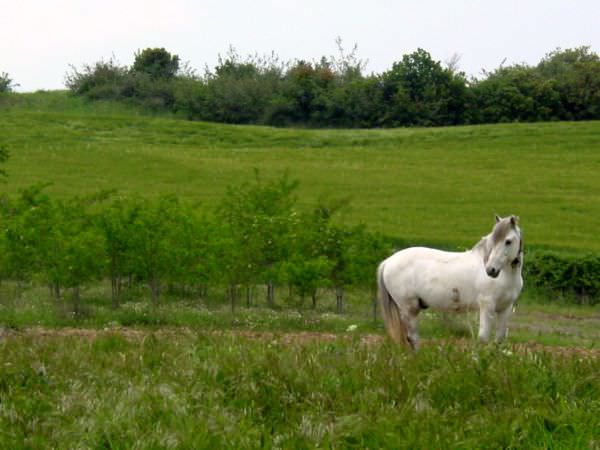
[471,217,523,267]
[471,235,492,262]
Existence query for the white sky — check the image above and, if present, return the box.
[2,0,600,92]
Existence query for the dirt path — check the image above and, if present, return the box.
[1,326,598,359]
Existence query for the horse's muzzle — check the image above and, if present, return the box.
[486,267,500,278]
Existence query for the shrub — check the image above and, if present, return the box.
[525,251,600,304]
[65,58,130,99]
[472,65,562,123]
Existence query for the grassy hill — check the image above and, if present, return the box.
[2,91,599,252]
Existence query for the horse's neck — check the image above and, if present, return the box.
[471,234,491,258]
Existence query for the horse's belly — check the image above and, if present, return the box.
[417,279,479,312]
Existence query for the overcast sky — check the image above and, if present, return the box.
[2,0,599,92]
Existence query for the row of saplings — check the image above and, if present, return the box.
[1,176,597,313]
[0,175,391,314]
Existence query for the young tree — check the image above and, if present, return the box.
[219,171,299,307]
[126,196,180,305]
[346,229,391,320]
[98,197,140,307]
[3,185,55,291]
[282,256,332,309]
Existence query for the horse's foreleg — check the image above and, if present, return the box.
[477,299,494,342]
[494,306,513,343]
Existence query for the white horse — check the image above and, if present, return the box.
[378,215,523,350]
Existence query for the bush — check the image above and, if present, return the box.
[65,58,130,99]
[525,251,600,304]
[65,45,600,127]
[204,50,284,124]
[472,65,562,123]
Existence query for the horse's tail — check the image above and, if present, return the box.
[377,261,409,347]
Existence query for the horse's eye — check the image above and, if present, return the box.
[505,239,512,246]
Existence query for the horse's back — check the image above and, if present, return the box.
[381,246,481,310]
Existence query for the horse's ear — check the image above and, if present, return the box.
[510,215,520,226]
[495,214,501,223]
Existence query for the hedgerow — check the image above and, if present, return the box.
[65,45,600,127]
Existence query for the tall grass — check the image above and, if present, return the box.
[0,331,598,448]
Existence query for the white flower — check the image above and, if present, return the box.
[346,324,358,332]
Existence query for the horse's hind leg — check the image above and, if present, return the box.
[404,310,420,351]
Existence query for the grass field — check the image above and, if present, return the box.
[1,91,599,448]
[0,326,598,448]
[2,91,600,252]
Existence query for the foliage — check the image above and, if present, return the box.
[0,144,9,179]
[3,177,597,312]
[525,251,600,304]
[381,48,469,126]
[64,44,600,127]
[472,65,558,122]
[1,102,600,253]
[0,71,16,93]
[203,49,285,124]
[536,46,600,120]
[64,57,130,99]
[132,48,180,80]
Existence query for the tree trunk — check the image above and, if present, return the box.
[266,281,275,307]
[149,276,159,305]
[246,286,253,308]
[111,276,121,309]
[371,287,378,322]
[335,286,344,314]
[72,286,81,316]
[311,291,318,309]
[229,285,237,314]
[54,282,61,301]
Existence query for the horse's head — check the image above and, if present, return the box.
[484,215,522,278]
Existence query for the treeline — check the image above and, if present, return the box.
[0,175,390,313]
[63,45,600,127]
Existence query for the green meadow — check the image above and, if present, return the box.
[2,91,600,252]
[1,91,599,448]
[0,328,598,449]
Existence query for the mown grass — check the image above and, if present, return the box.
[1,91,600,251]
[0,329,598,449]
